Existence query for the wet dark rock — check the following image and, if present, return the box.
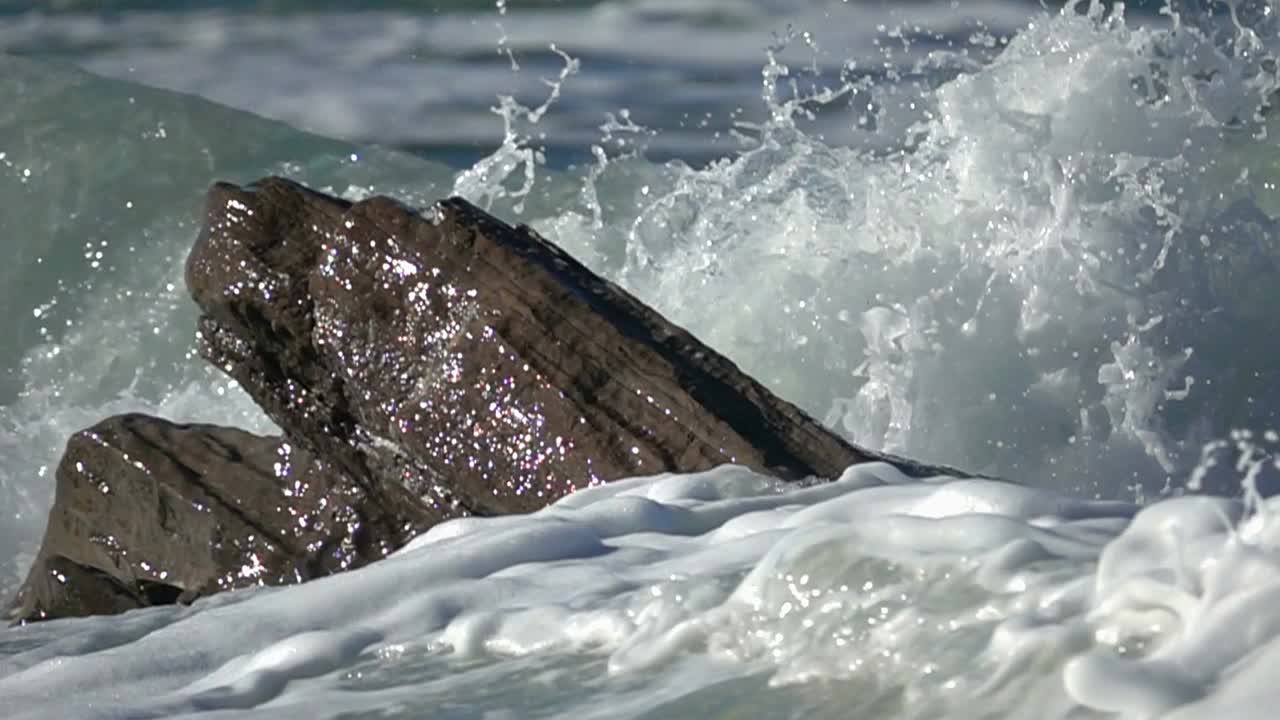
[7,413,419,624]
[187,177,936,520]
[12,177,972,623]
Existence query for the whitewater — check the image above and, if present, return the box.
[4,0,1280,717]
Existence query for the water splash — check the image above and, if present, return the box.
[452,45,580,214]
[520,2,1280,501]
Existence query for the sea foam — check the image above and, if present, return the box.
[0,463,1128,718]
[2,461,1280,719]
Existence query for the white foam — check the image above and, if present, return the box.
[0,463,1115,717]
[3,461,1280,718]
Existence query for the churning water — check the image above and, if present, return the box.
[4,0,1280,717]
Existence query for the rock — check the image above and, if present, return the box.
[7,413,420,624]
[187,177,914,522]
[12,177,972,624]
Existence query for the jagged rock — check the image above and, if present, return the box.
[12,177,972,624]
[7,413,424,624]
[187,177,904,522]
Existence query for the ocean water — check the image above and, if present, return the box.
[4,0,1280,717]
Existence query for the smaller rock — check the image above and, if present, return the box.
[7,413,421,624]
